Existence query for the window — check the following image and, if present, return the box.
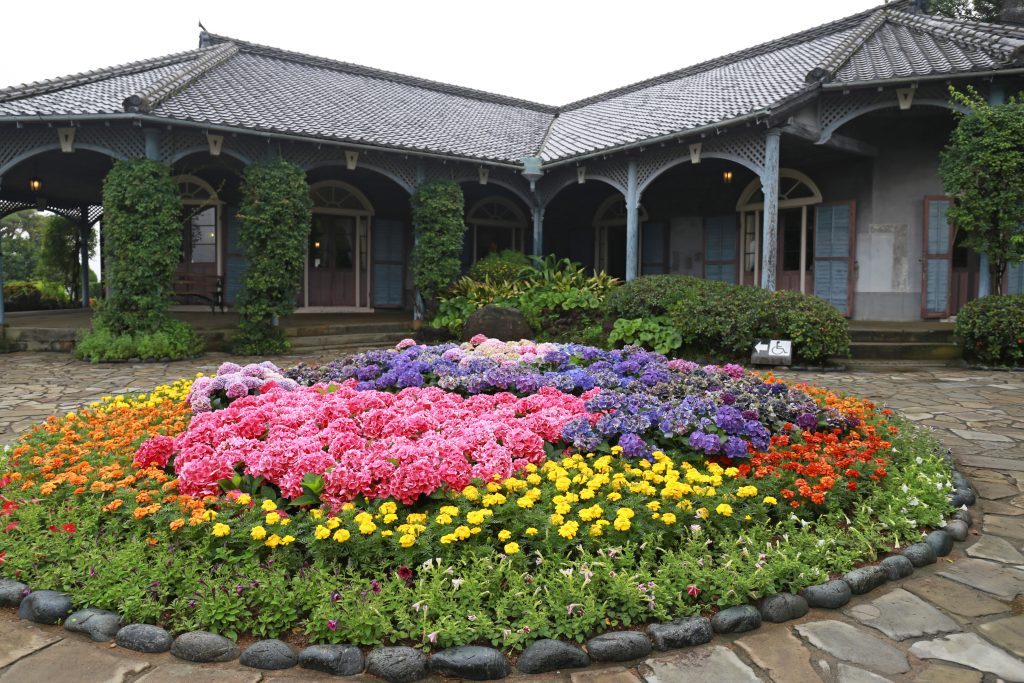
[175,176,221,269]
[466,197,527,263]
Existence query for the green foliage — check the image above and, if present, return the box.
[0,210,46,281]
[604,274,706,319]
[2,279,72,312]
[37,214,95,302]
[955,294,1024,366]
[608,316,682,355]
[93,159,183,335]
[432,255,620,339]
[74,318,202,362]
[467,249,532,284]
[232,158,313,355]
[928,0,1002,21]
[939,87,1024,294]
[411,181,466,308]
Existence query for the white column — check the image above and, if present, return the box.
[625,159,640,281]
[760,129,781,291]
[799,205,808,294]
[79,209,90,308]
[532,204,544,257]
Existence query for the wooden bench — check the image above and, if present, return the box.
[171,274,224,313]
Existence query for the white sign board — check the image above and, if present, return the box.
[751,339,792,366]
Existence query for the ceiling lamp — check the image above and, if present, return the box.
[29,177,43,192]
[722,170,734,184]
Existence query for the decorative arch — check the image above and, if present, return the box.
[455,176,534,210]
[538,174,625,211]
[174,175,221,206]
[819,99,968,144]
[168,146,253,167]
[593,193,649,226]
[0,143,126,178]
[736,168,822,211]
[309,180,374,215]
[467,196,528,228]
[465,195,529,262]
[638,153,762,195]
[301,160,414,195]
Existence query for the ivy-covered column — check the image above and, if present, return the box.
[411,180,466,319]
[232,158,312,355]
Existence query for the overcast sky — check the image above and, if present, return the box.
[1,0,882,105]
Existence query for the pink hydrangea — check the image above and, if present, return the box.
[132,435,176,469]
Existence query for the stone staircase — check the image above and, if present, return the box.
[847,322,961,361]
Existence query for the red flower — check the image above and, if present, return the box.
[48,525,58,532]
[62,523,77,533]
[259,381,280,395]
[0,550,6,565]
[3,521,17,533]
[687,584,701,598]
[846,481,858,491]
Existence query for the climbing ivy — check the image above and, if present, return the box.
[411,180,466,314]
[76,159,201,362]
[232,158,312,355]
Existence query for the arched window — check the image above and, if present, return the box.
[466,196,527,262]
[735,169,822,212]
[175,175,222,271]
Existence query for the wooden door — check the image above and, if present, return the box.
[641,222,667,275]
[703,215,739,283]
[813,202,856,316]
[922,197,954,318]
[308,214,356,307]
[372,219,405,308]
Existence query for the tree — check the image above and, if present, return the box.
[929,0,1003,21]
[0,210,45,282]
[410,180,466,317]
[36,214,95,301]
[938,87,1024,295]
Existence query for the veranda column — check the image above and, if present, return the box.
[625,159,640,281]
[760,129,781,291]
[79,208,90,308]
[531,204,544,257]
[978,84,1007,298]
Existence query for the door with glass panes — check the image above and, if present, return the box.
[308,214,358,307]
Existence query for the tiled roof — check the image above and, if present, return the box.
[0,2,1021,164]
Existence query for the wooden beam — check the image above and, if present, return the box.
[782,121,878,157]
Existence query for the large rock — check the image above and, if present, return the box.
[0,579,28,607]
[516,639,588,673]
[430,645,509,680]
[240,639,297,670]
[880,555,914,581]
[116,623,173,653]
[800,580,852,609]
[944,520,969,542]
[586,631,652,661]
[64,608,122,642]
[170,631,240,663]
[711,605,761,634]
[461,305,532,343]
[17,590,72,625]
[299,644,364,676]
[647,617,713,650]
[925,530,954,557]
[758,593,809,623]
[366,646,428,683]
[903,542,938,567]
[843,566,888,595]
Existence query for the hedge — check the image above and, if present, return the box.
[956,294,1024,366]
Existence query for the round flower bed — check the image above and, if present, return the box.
[0,338,953,652]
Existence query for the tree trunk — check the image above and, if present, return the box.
[990,258,1006,295]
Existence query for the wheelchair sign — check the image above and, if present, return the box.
[751,339,792,366]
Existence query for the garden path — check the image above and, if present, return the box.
[0,353,1022,682]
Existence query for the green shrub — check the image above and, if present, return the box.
[75,319,202,362]
[956,294,1024,366]
[769,290,851,364]
[608,316,682,355]
[3,279,75,312]
[232,158,313,356]
[467,249,531,284]
[411,181,466,313]
[605,274,711,319]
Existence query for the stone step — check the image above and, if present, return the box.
[850,341,962,361]
[287,333,408,350]
[283,322,412,338]
[849,327,956,344]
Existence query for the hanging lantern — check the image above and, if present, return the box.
[722,170,733,184]
[29,177,43,192]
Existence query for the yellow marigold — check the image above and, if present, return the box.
[498,529,512,541]
[661,513,677,525]
[558,521,580,539]
[503,478,527,492]
[715,503,733,517]
[486,481,502,493]
[516,497,534,509]
[261,499,277,512]
[341,503,355,511]
[354,511,373,524]
[202,509,218,521]
[466,509,492,525]
[525,527,538,536]
[358,521,377,535]
[379,501,398,515]
[236,493,252,505]
[705,487,717,497]
[725,467,739,478]
[763,496,778,505]
[383,514,398,524]
[326,516,341,529]
[549,513,564,525]
[169,518,185,531]
[461,486,480,501]
[555,477,571,492]
[333,528,351,543]
[613,517,631,532]
[406,513,428,525]
[481,493,506,507]
[646,501,661,511]
[309,508,323,519]
[440,534,455,544]
[399,534,416,548]
[696,507,710,519]
[251,526,267,540]
[589,523,604,537]
[435,513,454,524]
[280,535,295,545]
[526,473,542,486]
[526,488,542,501]
[504,542,520,555]
[211,523,231,537]
[454,525,471,540]
[606,491,622,502]
[314,525,331,540]
[616,507,635,519]
[578,489,596,501]
[265,512,281,525]
[439,506,460,517]
[555,502,571,515]
[279,518,291,526]
[381,530,394,538]
[736,486,758,498]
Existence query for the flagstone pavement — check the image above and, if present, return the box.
[1,351,1023,683]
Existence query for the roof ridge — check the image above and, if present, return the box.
[124,42,239,113]
[203,33,560,114]
[557,1,908,111]
[805,9,887,83]
[888,9,1024,63]
[0,47,211,105]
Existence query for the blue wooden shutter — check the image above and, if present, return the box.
[813,203,854,316]
[224,207,247,307]
[703,215,737,283]
[372,219,405,307]
[1008,261,1024,295]
[641,222,666,274]
[922,198,953,318]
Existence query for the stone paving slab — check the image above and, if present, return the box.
[843,588,959,640]
[793,621,909,675]
[835,663,892,683]
[935,558,1024,600]
[0,639,150,683]
[900,575,1010,619]
[965,535,1024,564]
[976,613,1024,658]
[0,619,62,669]
[570,667,644,683]
[912,664,983,683]
[134,660,262,683]
[909,632,1024,682]
[638,646,762,683]
[734,628,821,683]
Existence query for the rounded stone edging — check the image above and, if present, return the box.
[6,459,979,682]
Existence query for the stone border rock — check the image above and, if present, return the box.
[3,457,978,682]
